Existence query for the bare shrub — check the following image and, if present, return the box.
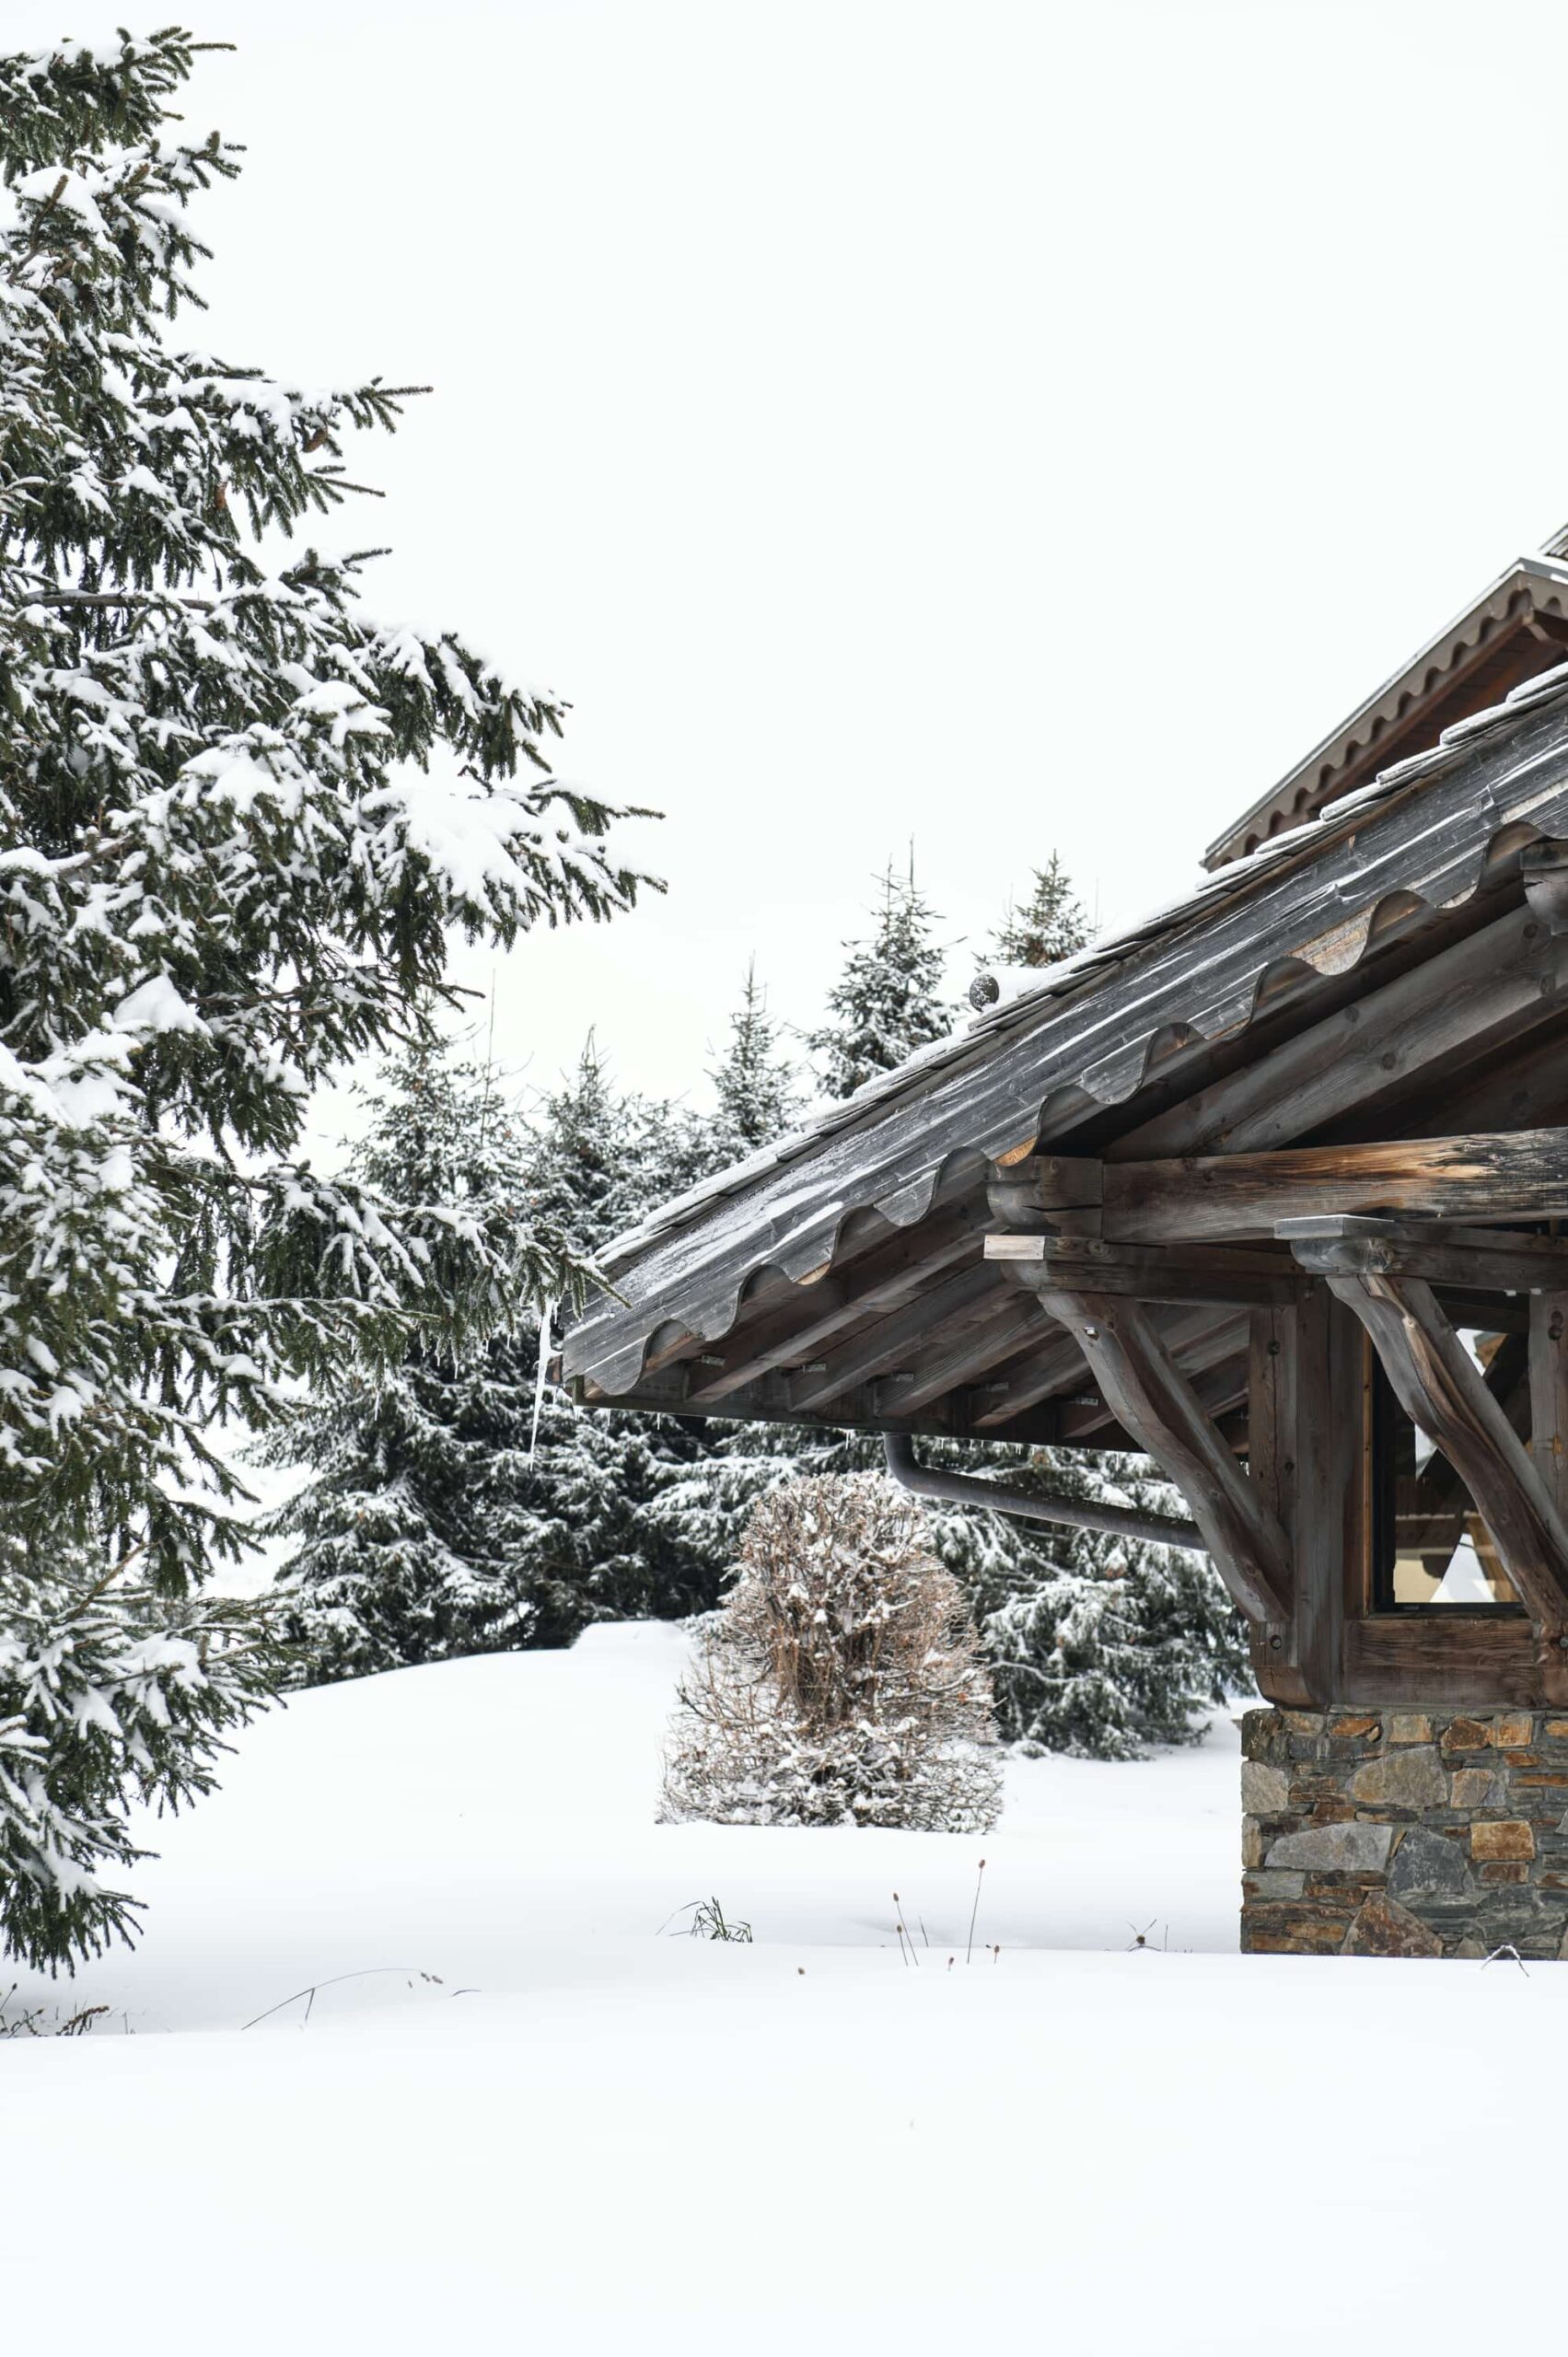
[660,1473,1002,1832]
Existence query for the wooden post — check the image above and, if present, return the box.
[1263,1291,1367,1715]
[1247,1304,1304,1700]
[1528,1291,1568,1521]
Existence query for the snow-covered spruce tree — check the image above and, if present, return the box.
[930,1451,1250,1759]
[807,862,952,1100]
[523,1032,711,1251]
[514,1040,799,1640]
[0,32,645,1963]
[0,1538,283,1972]
[708,961,799,1163]
[272,1038,796,1681]
[262,1039,555,1680]
[988,852,1091,970]
[661,1472,1002,1831]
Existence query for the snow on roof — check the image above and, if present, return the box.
[568,655,1568,1396]
[1202,552,1568,870]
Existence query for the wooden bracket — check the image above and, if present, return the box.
[1034,1288,1294,1627]
[1279,1213,1568,1295]
[1327,1269,1568,1695]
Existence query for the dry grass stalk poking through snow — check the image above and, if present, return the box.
[660,1474,1002,1832]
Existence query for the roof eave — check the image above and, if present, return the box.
[1202,556,1568,873]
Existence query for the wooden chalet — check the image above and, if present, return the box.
[564,535,1568,1956]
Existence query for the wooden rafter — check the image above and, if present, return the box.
[679,1199,994,1403]
[964,1324,1091,1429]
[1111,903,1568,1161]
[866,1292,1052,1418]
[1055,1310,1249,1442]
[1032,1289,1294,1626]
[784,1263,1007,1415]
[964,1295,1242,1434]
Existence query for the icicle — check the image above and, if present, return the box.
[529,1299,554,1460]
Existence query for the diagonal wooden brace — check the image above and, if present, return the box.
[1329,1270,1568,1689]
[1035,1288,1294,1628]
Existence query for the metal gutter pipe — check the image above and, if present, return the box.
[882,1434,1203,1552]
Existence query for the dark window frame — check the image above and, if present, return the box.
[1368,1359,1526,1617]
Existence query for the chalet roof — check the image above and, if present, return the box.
[564,656,1568,1403]
[1202,553,1568,872]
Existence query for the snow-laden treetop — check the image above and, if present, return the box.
[0,29,654,1586]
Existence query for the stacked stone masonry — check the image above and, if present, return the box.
[1241,1706,1568,1958]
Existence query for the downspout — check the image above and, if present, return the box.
[882,1434,1203,1552]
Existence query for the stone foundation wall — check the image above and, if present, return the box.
[1241,1706,1568,1958]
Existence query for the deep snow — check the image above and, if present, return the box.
[4,1626,1561,2353]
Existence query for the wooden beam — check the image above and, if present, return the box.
[1342,1613,1540,1708]
[988,1232,1305,1306]
[1330,1270,1568,1670]
[1099,1127,1568,1243]
[1033,1290,1294,1625]
[1280,1214,1568,1295]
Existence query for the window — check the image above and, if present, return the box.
[1371,1328,1526,1610]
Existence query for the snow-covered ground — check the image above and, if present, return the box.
[5,1626,1562,2352]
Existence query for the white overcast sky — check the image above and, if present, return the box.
[16,0,1568,1129]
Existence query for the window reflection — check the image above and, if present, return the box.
[1374,1329,1524,1609]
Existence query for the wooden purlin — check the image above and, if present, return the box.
[1018,1127,1568,1246]
[564,680,1568,1401]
